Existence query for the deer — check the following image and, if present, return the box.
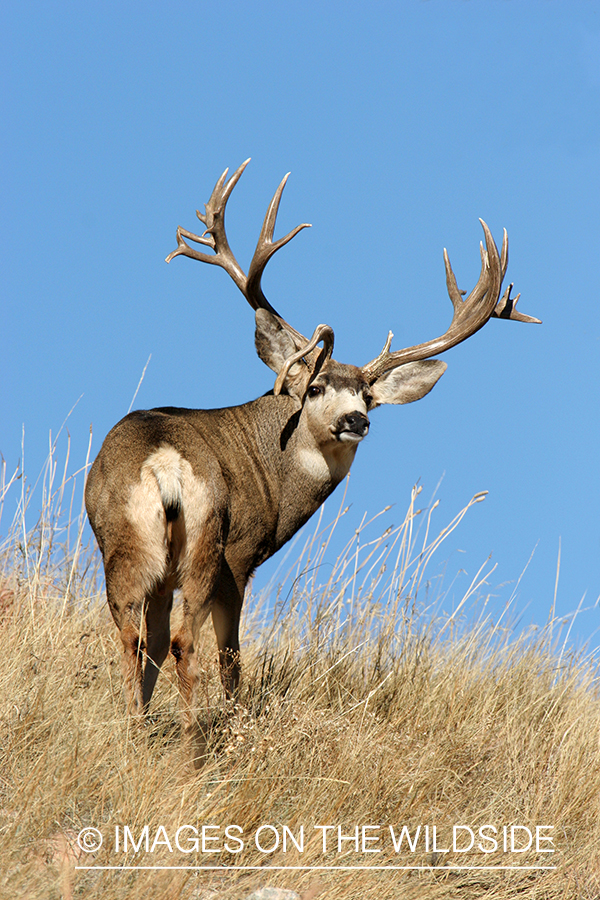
[85,159,540,752]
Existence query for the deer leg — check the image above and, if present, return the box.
[102,508,171,717]
[142,588,174,710]
[170,606,210,732]
[170,592,214,768]
[165,463,228,764]
[118,620,146,716]
[105,568,149,716]
[211,563,244,700]
[171,548,223,740]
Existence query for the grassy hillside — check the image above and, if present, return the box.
[0,456,598,900]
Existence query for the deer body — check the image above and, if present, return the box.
[85,160,540,746]
[86,364,377,712]
[89,390,361,596]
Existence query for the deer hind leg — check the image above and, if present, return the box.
[102,549,147,716]
[170,586,216,768]
[142,587,174,709]
[211,562,244,700]
[170,508,225,753]
[170,579,217,734]
[104,521,171,716]
[172,568,243,769]
[107,579,173,715]
[118,619,146,716]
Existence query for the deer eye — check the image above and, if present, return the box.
[307,385,323,398]
[363,392,373,407]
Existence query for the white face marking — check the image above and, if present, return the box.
[326,386,368,419]
[297,383,369,483]
[304,385,369,444]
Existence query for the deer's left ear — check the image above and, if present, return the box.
[370,359,447,406]
[255,309,298,372]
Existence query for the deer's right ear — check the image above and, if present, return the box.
[255,309,307,398]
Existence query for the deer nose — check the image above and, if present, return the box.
[338,412,370,437]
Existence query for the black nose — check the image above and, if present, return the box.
[339,412,370,436]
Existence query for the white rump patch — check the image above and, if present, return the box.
[125,445,212,584]
[146,445,183,513]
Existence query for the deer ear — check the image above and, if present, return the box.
[255,309,308,398]
[370,359,447,406]
[255,309,298,372]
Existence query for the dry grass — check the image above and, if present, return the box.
[1,445,599,900]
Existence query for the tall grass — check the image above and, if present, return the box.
[0,440,599,900]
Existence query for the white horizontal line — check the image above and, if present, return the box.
[76,865,557,871]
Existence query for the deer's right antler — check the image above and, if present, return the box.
[166,159,317,355]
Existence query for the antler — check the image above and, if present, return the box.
[166,159,316,354]
[273,324,335,396]
[361,221,541,383]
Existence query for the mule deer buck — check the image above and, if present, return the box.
[85,160,539,744]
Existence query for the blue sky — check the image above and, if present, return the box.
[2,1,599,648]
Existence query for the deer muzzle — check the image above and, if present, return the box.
[334,412,370,442]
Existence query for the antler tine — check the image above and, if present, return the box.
[197,159,250,228]
[362,220,540,383]
[246,174,312,306]
[492,228,542,324]
[165,160,250,294]
[273,324,335,396]
[245,173,313,349]
[500,227,509,278]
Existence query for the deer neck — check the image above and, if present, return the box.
[273,399,359,548]
[287,413,359,490]
[190,394,360,570]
